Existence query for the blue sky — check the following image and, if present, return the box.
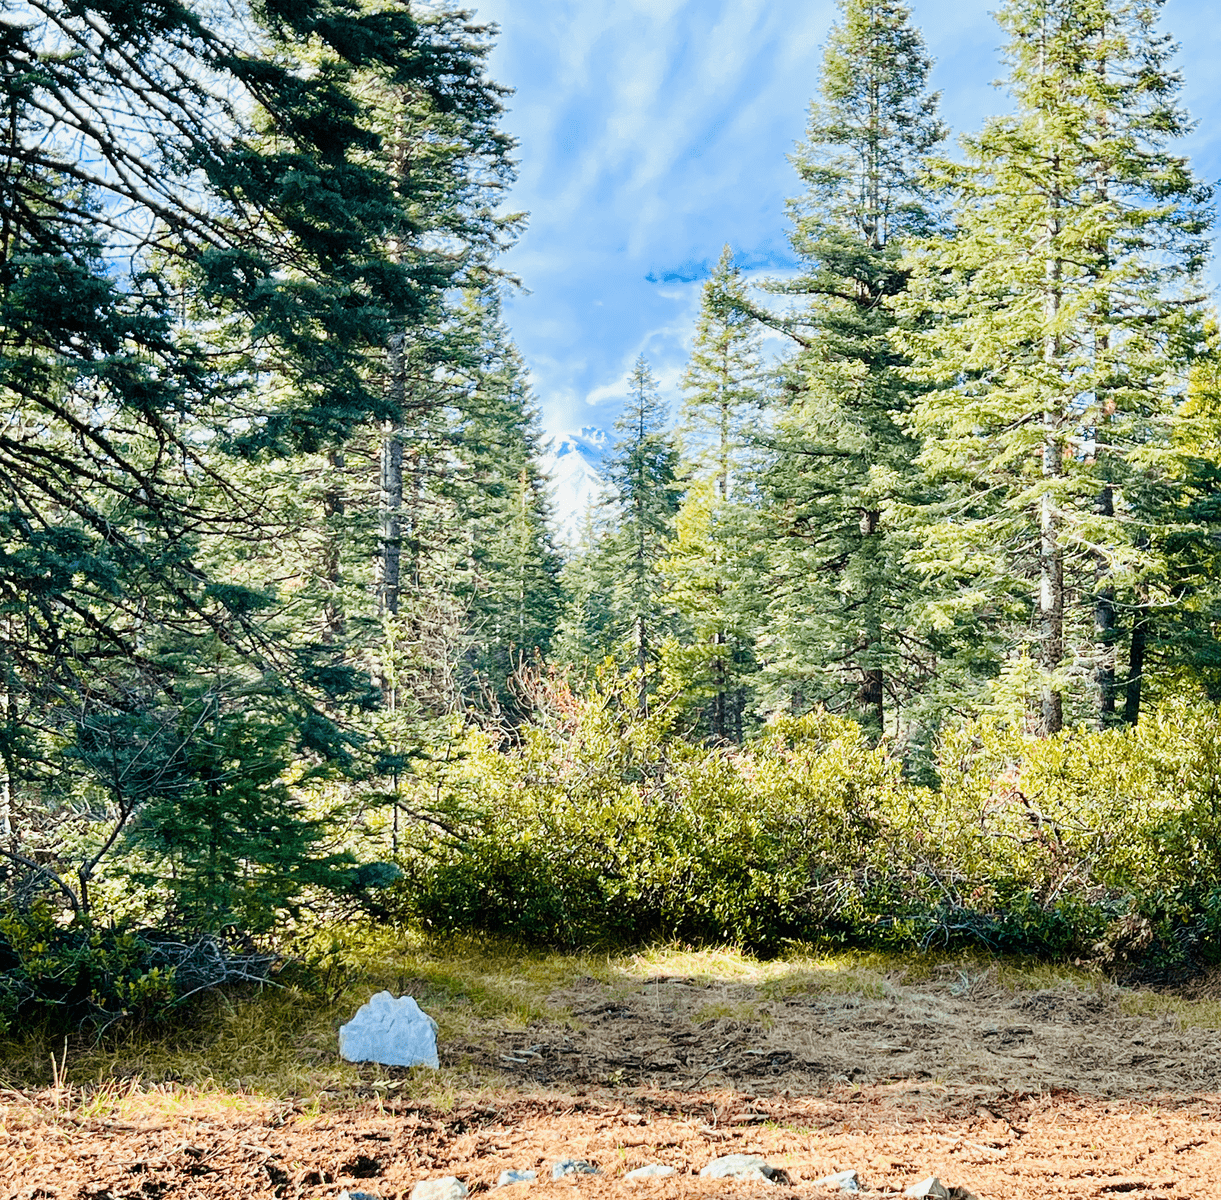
[471,0,1221,437]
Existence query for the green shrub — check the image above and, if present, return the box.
[395,681,914,952]
[0,902,278,1036]
[392,682,1221,971]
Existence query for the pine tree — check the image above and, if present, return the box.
[448,296,565,717]
[902,0,1211,732]
[1141,319,1221,702]
[556,359,681,706]
[665,248,767,741]
[0,0,517,923]
[756,0,944,738]
[609,358,683,708]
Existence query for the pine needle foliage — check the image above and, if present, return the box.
[900,0,1213,733]
[756,0,945,739]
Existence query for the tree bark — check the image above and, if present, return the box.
[321,449,346,643]
[1094,484,1118,720]
[857,507,884,735]
[1124,600,1149,725]
[380,421,403,616]
[1039,486,1064,735]
[380,329,406,617]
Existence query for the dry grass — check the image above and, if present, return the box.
[0,926,614,1101]
[1118,989,1221,1030]
[6,927,1221,1112]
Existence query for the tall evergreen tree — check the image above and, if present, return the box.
[901,0,1211,732]
[448,296,565,717]
[556,359,681,706]
[665,248,767,741]
[0,0,517,923]
[609,357,683,708]
[756,0,944,738]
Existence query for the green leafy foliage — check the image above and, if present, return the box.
[394,678,1221,974]
[900,0,1213,733]
[0,904,206,1035]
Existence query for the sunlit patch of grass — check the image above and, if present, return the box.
[622,944,777,984]
[0,1075,280,1133]
[0,924,619,1101]
[8,925,1213,1111]
[618,943,899,997]
[1117,989,1221,1030]
[992,958,1110,994]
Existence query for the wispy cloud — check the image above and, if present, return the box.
[476,0,1221,438]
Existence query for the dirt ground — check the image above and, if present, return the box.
[5,970,1221,1200]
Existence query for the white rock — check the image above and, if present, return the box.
[551,1159,599,1180]
[700,1154,784,1184]
[814,1169,861,1192]
[905,1179,950,1199]
[624,1165,678,1181]
[410,1179,466,1200]
[339,991,439,1068]
[495,1169,537,1188]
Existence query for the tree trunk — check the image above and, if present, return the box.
[1039,488,1064,735]
[1124,600,1149,725]
[857,507,884,735]
[1094,484,1118,720]
[858,668,884,735]
[710,628,726,743]
[380,421,403,616]
[321,449,346,643]
[1039,167,1064,736]
[636,613,648,712]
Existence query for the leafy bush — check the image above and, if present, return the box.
[394,676,912,952]
[392,680,1221,972]
[0,902,278,1036]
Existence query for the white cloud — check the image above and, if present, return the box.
[478,0,1221,441]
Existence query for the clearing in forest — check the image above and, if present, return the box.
[3,946,1221,1199]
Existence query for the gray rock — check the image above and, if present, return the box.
[410,1180,466,1200]
[699,1154,789,1185]
[495,1170,537,1188]
[339,991,439,1068]
[813,1169,862,1192]
[905,1179,949,1199]
[623,1165,678,1181]
[338,1193,381,1200]
[551,1159,600,1180]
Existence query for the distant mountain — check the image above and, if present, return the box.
[539,426,612,548]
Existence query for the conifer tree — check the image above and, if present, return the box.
[902,0,1211,732]
[448,297,565,717]
[556,359,681,705]
[0,0,519,923]
[610,358,683,708]
[665,248,767,741]
[757,0,944,738]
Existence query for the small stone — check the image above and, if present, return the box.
[338,1193,381,1200]
[410,1180,466,1200]
[813,1169,862,1192]
[905,1179,950,1199]
[339,992,439,1068]
[551,1159,600,1180]
[699,1154,789,1185]
[624,1165,678,1181]
[495,1170,537,1188]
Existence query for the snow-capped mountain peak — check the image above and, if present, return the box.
[539,427,612,548]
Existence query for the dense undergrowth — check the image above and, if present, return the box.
[5,684,1221,1041]
[392,683,1221,979]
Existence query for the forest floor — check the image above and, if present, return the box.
[5,948,1221,1200]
